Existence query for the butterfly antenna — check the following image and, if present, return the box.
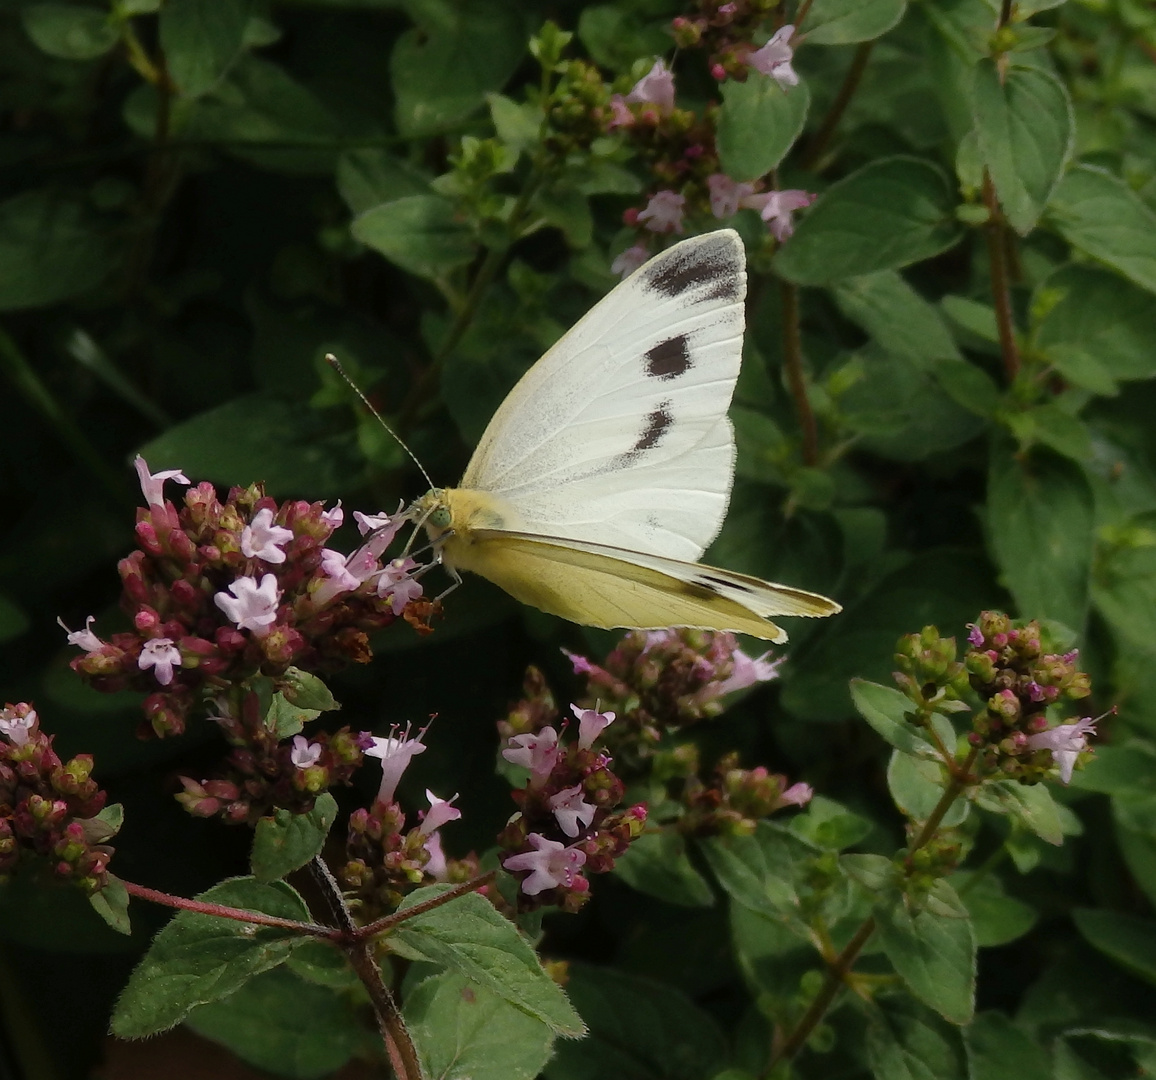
[324,353,436,490]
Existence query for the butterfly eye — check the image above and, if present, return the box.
[429,506,452,530]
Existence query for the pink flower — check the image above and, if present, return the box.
[418,789,461,837]
[241,507,294,564]
[966,623,984,647]
[214,573,281,634]
[503,833,587,895]
[714,647,784,697]
[740,189,815,241]
[561,648,595,675]
[133,455,189,509]
[1027,717,1098,784]
[637,190,685,234]
[314,545,379,606]
[377,557,424,616]
[320,501,344,529]
[626,58,675,111]
[503,727,561,788]
[707,173,756,219]
[57,615,103,652]
[549,784,597,838]
[611,242,650,279]
[748,25,798,89]
[353,509,404,554]
[571,703,615,750]
[606,95,635,129]
[777,781,813,808]
[0,705,38,747]
[364,727,427,803]
[139,637,181,686]
[290,735,322,769]
[424,831,448,879]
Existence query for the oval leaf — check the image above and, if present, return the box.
[717,74,810,181]
[352,195,477,281]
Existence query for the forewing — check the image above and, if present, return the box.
[460,230,746,561]
[450,530,842,642]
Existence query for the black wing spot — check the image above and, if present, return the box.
[645,335,691,380]
[643,240,743,301]
[632,405,673,453]
[698,574,754,594]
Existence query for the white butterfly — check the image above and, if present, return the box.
[410,229,840,642]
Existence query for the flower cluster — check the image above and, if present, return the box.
[175,688,370,823]
[556,628,783,761]
[678,748,813,836]
[604,22,812,271]
[671,1,797,85]
[0,703,115,894]
[65,457,432,737]
[337,727,469,921]
[963,613,1096,784]
[498,705,646,913]
[898,614,1098,785]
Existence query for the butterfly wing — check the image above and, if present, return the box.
[443,527,842,643]
[459,230,746,562]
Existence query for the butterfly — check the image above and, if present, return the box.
[409,229,840,642]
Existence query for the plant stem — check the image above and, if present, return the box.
[120,879,341,938]
[780,279,819,467]
[982,172,1020,385]
[800,41,874,171]
[309,857,424,1080]
[767,747,980,1071]
[358,871,497,939]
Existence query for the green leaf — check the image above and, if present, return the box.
[265,692,319,739]
[717,74,810,181]
[698,822,812,923]
[1048,165,1156,296]
[391,886,585,1036]
[111,878,311,1038]
[488,93,543,159]
[391,3,525,136]
[887,751,970,827]
[973,61,1073,234]
[789,795,874,851]
[279,669,339,713]
[850,680,939,758]
[950,872,1038,947]
[160,0,252,98]
[0,190,112,310]
[875,881,977,1025]
[285,939,357,989]
[406,971,555,1080]
[137,393,364,498]
[1073,908,1156,988]
[974,781,1066,846]
[1035,265,1156,392]
[833,271,962,367]
[865,1000,966,1080]
[576,5,672,73]
[336,149,431,216]
[89,875,132,936]
[612,830,715,908]
[531,183,593,247]
[352,195,476,281]
[22,4,118,59]
[543,964,727,1080]
[775,157,962,284]
[186,967,362,1080]
[964,1012,1051,1080]
[251,795,338,883]
[801,0,907,44]
[986,448,1094,629]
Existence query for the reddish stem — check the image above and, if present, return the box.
[780,279,819,467]
[357,871,497,939]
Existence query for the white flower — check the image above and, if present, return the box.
[626,58,675,111]
[748,25,798,89]
[290,735,322,769]
[57,615,103,652]
[637,190,686,234]
[611,242,650,279]
[570,704,615,750]
[377,557,424,616]
[548,785,597,838]
[214,574,281,634]
[1027,717,1098,784]
[503,727,561,788]
[241,508,294,564]
[364,727,427,804]
[0,706,38,747]
[418,789,462,837]
[133,455,189,509]
[139,638,181,686]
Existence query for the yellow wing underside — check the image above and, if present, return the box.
[444,530,818,643]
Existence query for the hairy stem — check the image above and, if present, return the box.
[983,172,1021,384]
[780,279,819,467]
[800,41,874,171]
[121,879,341,938]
